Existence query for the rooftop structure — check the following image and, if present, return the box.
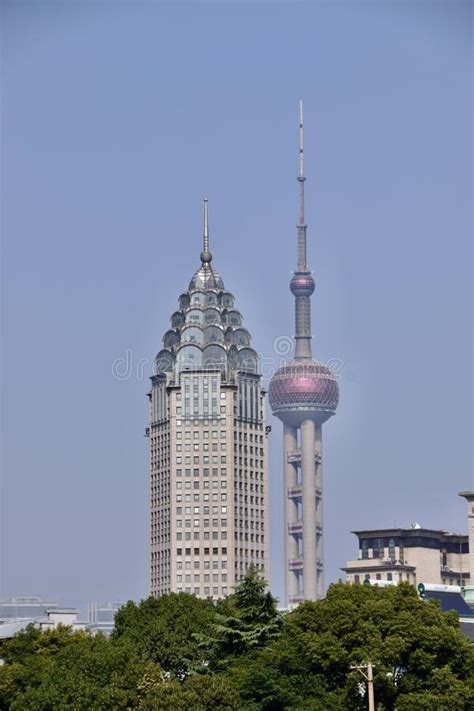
[0,597,58,621]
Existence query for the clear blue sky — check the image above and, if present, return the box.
[1,1,472,611]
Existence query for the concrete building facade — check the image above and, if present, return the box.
[87,602,122,635]
[459,491,474,609]
[149,199,269,599]
[343,525,470,587]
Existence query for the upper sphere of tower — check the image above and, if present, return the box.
[200,250,212,263]
[268,359,339,427]
[290,272,315,297]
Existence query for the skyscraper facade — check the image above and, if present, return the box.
[269,102,339,605]
[149,200,269,599]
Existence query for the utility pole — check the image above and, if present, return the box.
[350,662,375,711]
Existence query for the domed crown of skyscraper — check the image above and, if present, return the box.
[268,101,339,427]
[154,198,259,380]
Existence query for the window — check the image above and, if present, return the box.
[372,539,383,559]
[354,575,360,584]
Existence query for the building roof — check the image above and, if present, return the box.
[352,528,467,542]
[424,590,474,616]
[342,564,416,574]
[153,199,260,382]
[460,619,474,643]
[0,619,43,639]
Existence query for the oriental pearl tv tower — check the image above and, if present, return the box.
[269,101,339,605]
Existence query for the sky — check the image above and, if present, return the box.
[1,0,472,613]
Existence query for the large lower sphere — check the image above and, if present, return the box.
[269,359,339,426]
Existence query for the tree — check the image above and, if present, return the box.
[1,633,146,711]
[112,593,216,677]
[1,583,473,710]
[137,674,243,710]
[228,582,474,711]
[198,565,282,667]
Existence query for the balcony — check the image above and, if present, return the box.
[288,594,304,605]
[287,486,322,500]
[289,558,304,571]
[288,522,303,535]
[288,522,323,536]
[287,450,322,465]
[287,486,302,500]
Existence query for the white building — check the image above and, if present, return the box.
[149,198,269,599]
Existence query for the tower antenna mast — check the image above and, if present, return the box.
[297,99,307,270]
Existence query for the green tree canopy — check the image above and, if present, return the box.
[229,582,474,710]
[112,592,216,677]
[1,582,473,710]
[198,564,282,666]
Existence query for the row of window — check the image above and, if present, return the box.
[354,572,410,583]
[176,430,226,440]
[176,546,225,556]
[176,467,227,478]
[177,574,227,583]
[176,493,227,502]
[177,506,227,515]
[177,531,228,541]
[176,455,227,465]
[176,586,227,597]
[177,559,226,570]
[175,482,227,493]
[176,443,227,452]
[176,519,228,528]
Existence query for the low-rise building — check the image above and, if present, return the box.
[0,607,87,641]
[87,602,122,636]
[343,524,469,587]
[0,597,58,621]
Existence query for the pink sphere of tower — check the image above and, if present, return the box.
[290,272,315,297]
[268,359,339,426]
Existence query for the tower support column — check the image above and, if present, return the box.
[315,425,324,598]
[284,425,299,603]
[301,418,317,600]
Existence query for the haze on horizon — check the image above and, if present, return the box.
[1,0,472,611]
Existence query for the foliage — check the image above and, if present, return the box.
[0,632,145,711]
[227,582,474,710]
[137,674,243,710]
[112,592,215,677]
[1,580,473,710]
[198,564,282,666]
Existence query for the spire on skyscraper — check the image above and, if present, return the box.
[201,196,212,264]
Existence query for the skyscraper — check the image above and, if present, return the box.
[149,200,269,599]
[268,102,339,605]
